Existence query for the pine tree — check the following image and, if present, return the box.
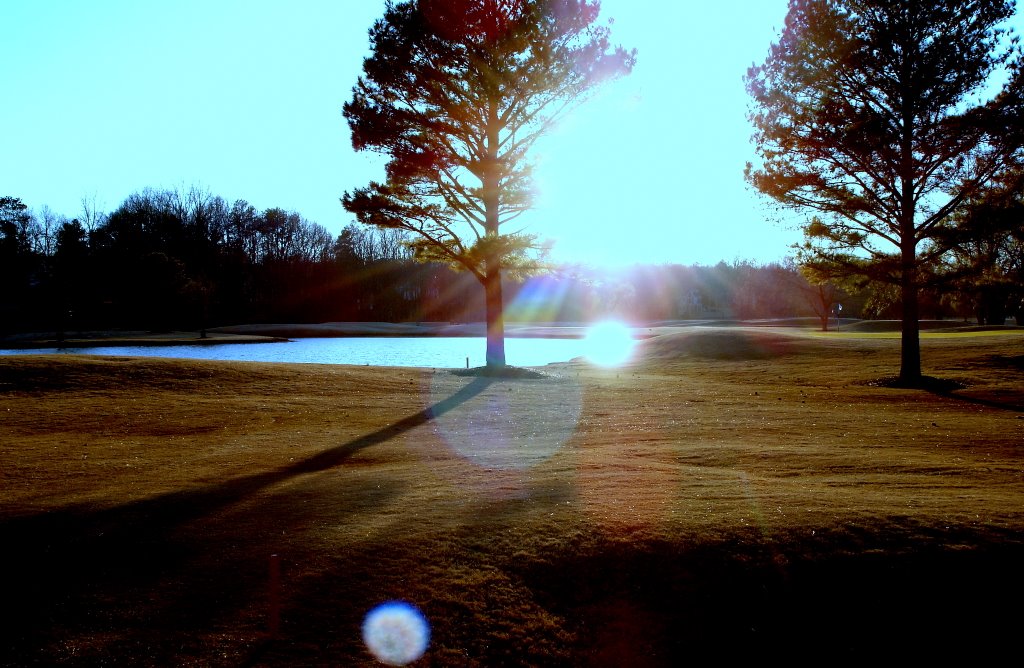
[343,0,634,367]
[746,0,1024,385]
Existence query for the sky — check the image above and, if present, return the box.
[1,0,804,267]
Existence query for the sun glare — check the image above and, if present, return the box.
[583,321,635,366]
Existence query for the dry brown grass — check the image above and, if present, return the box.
[1,327,1023,666]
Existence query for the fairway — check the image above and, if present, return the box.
[1,328,1023,665]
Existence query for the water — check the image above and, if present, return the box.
[0,336,588,368]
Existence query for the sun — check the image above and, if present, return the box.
[583,321,635,366]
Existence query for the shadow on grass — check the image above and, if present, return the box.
[929,388,1024,413]
[0,375,493,665]
[928,354,1024,412]
[511,530,1024,663]
[247,497,1024,665]
[869,373,1024,412]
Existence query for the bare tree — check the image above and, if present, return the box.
[79,193,107,232]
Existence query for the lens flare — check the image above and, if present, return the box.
[362,601,430,666]
[583,321,635,366]
[427,373,582,472]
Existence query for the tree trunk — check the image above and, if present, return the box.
[482,101,506,368]
[897,80,921,386]
[484,266,505,367]
[899,240,922,385]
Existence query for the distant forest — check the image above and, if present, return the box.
[0,187,1018,336]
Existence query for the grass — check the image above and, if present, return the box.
[811,328,1023,339]
[1,327,1023,665]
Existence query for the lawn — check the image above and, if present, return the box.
[1,327,1022,665]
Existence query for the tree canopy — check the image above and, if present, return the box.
[936,161,1024,324]
[343,0,635,367]
[746,0,1024,384]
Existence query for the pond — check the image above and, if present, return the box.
[0,337,592,368]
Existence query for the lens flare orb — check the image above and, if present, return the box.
[584,321,635,366]
[362,601,430,666]
[427,373,582,472]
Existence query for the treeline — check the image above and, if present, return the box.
[0,186,1018,336]
[1,188,473,334]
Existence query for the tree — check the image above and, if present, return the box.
[796,268,846,331]
[937,164,1024,324]
[0,197,36,327]
[0,196,32,259]
[53,219,91,337]
[343,0,634,367]
[79,194,107,232]
[746,0,1024,385]
[33,205,64,257]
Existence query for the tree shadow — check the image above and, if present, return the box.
[930,354,1024,412]
[0,375,493,664]
[869,373,1024,412]
[928,388,1024,413]
[10,374,493,530]
[284,374,493,474]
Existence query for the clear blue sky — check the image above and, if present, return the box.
[2,0,805,267]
